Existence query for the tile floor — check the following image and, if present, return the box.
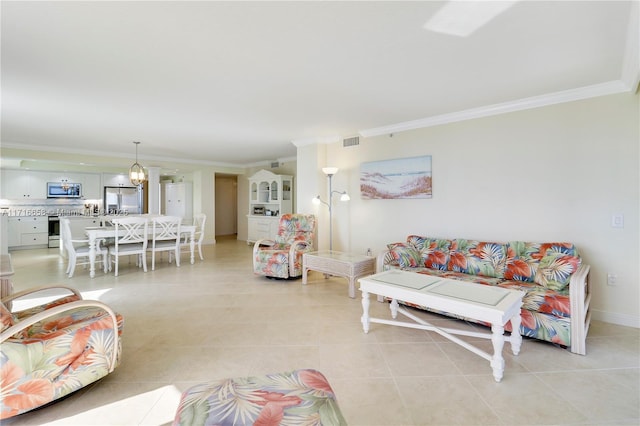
[3,236,639,425]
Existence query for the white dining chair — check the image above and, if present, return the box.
[181,213,206,261]
[149,216,182,270]
[60,218,108,278]
[108,217,149,276]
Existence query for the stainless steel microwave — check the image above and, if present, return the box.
[47,182,82,198]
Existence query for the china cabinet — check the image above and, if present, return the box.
[247,170,293,244]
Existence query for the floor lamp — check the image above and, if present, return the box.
[312,167,350,251]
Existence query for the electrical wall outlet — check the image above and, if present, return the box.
[607,273,618,286]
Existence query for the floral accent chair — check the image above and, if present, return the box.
[173,369,347,425]
[253,214,316,279]
[1,286,123,419]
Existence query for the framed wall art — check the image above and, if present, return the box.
[360,155,432,199]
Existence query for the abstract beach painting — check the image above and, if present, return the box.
[360,155,432,199]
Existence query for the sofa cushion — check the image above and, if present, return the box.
[505,241,539,283]
[407,235,451,270]
[447,239,507,278]
[387,242,422,268]
[506,242,580,291]
[535,254,581,291]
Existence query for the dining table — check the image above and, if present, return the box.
[85,223,196,278]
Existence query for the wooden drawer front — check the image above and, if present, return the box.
[20,233,48,246]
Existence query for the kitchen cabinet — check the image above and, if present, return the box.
[1,170,100,200]
[8,216,48,249]
[1,170,48,199]
[247,170,293,244]
[161,182,193,221]
[102,173,131,188]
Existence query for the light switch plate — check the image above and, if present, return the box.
[611,214,624,228]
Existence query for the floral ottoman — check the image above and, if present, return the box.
[173,369,347,425]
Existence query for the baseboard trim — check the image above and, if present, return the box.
[591,309,640,328]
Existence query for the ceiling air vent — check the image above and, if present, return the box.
[270,161,280,168]
[343,136,360,147]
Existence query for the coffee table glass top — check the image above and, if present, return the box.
[307,250,372,262]
[369,270,440,290]
[367,270,511,306]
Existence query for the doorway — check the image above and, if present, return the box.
[214,174,238,237]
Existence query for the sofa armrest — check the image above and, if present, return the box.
[569,263,591,355]
[376,249,399,273]
[1,299,121,371]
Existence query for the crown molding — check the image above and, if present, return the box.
[358,80,631,138]
[0,142,246,169]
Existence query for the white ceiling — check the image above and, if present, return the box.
[1,1,638,169]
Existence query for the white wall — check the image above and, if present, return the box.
[317,92,639,327]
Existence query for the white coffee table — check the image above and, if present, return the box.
[302,250,376,298]
[359,270,525,382]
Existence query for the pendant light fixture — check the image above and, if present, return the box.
[129,141,147,186]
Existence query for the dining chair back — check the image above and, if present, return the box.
[60,218,108,278]
[180,213,206,261]
[150,216,182,270]
[109,217,149,276]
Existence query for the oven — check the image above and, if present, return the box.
[48,216,60,248]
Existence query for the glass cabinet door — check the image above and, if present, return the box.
[282,179,291,201]
[250,182,258,202]
[259,182,269,202]
[270,180,279,201]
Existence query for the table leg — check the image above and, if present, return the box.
[510,313,523,355]
[361,290,370,333]
[390,299,399,319]
[302,267,308,285]
[88,234,97,278]
[490,324,506,382]
[190,229,195,264]
[348,277,355,299]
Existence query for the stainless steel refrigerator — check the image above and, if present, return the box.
[104,186,143,214]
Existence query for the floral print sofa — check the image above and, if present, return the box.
[1,286,123,419]
[379,236,591,355]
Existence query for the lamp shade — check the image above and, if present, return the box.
[322,167,339,176]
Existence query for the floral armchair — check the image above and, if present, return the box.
[1,286,123,419]
[253,214,316,279]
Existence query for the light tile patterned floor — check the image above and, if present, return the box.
[3,237,639,425]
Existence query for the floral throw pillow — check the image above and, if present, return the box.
[421,238,451,270]
[387,242,422,268]
[535,254,581,291]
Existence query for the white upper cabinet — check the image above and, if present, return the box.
[1,170,102,200]
[102,173,132,188]
[1,170,47,199]
[248,170,293,217]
